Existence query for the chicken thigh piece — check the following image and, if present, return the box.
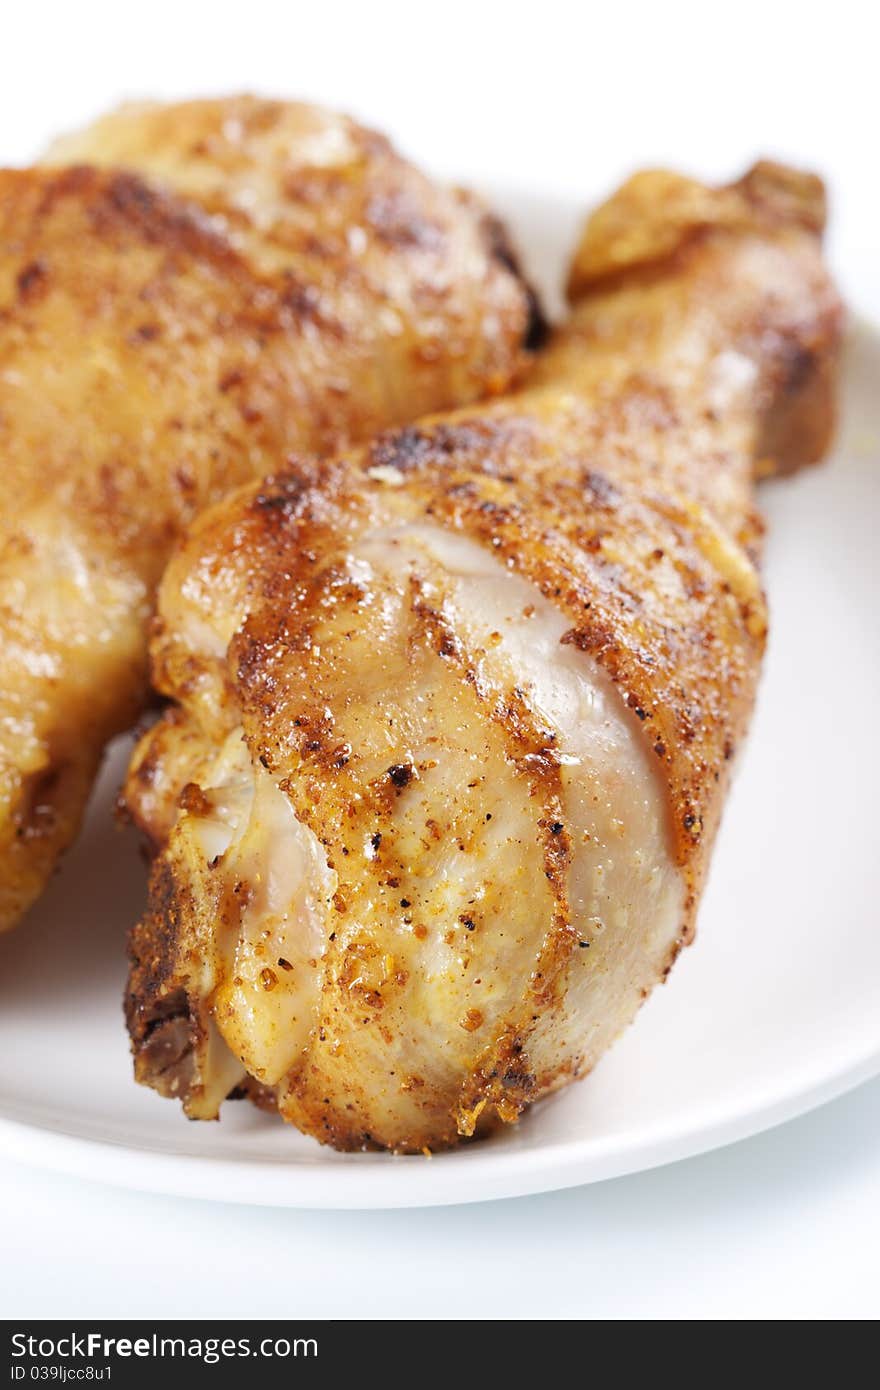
[0,96,535,932]
[125,163,842,1150]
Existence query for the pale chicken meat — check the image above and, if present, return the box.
[125,163,842,1150]
[0,95,535,932]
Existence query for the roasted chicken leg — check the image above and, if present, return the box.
[124,163,842,1150]
[0,96,535,932]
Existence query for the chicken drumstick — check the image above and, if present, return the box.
[124,162,842,1150]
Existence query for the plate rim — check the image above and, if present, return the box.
[2,1031,878,1209]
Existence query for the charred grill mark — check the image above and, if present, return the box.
[16,258,48,303]
[81,170,243,266]
[364,191,446,250]
[365,416,533,479]
[126,858,186,1034]
[479,210,548,351]
[278,273,345,337]
[367,425,436,474]
[251,473,311,515]
[581,468,621,508]
[125,857,207,1105]
[387,763,414,789]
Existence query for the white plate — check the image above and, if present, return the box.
[1,193,878,1209]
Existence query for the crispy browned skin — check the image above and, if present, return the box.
[125,163,842,1151]
[0,96,535,932]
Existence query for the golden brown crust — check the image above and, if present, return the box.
[0,96,535,932]
[126,163,843,1150]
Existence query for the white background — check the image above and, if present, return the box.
[2,0,878,1320]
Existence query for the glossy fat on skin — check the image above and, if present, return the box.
[125,162,843,1150]
[182,731,336,1093]
[349,524,684,1112]
[0,95,534,932]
